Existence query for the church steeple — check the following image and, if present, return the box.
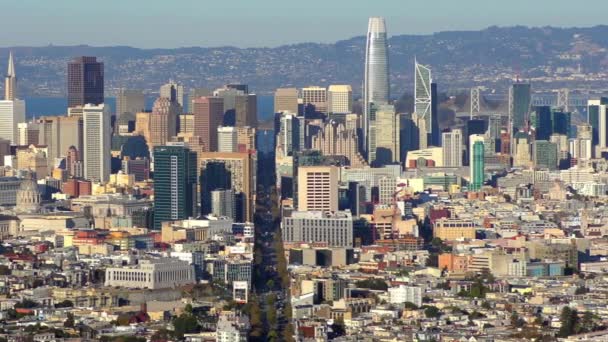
[5,51,16,100]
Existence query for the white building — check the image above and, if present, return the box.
[388,285,423,307]
[105,258,195,289]
[211,189,236,219]
[0,100,25,145]
[216,314,250,342]
[218,126,238,152]
[327,85,353,113]
[442,129,463,167]
[83,103,111,183]
[282,210,353,247]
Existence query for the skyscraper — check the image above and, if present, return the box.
[301,86,327,114]
[67,57,104,108]
[363,17,389,158]
[160,81,184,109]
[83,104,111,183]
[234,94,257,128]
[193,97,224,152]
[0,100,25,145]
[431,82,439,146]
[218,126,238,152]
[374,104,400,166]
[327,85,353,114]
[153,143,197,229]
[533,106,552,141]
[5,52,16,101]
[414,60,433,144]
[509,82,531,135]
[297,165,339,212]
[442,129,463,167]
[533,140,558,170]
[274,88,299,114]
[116,89,145,116]
[149,97,180,148]
[469,135,485,191]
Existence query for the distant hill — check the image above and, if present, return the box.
[3,25,608,97]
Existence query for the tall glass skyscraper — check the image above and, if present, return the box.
[153,143,197,229]
[469,135,485,191]
[414,60,432,139]
[363,17,389,160]
[509,82,531,134]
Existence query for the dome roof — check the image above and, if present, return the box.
[19,179,39,192]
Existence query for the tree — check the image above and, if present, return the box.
[424,306,441,318]
[558,306,578,337]
[173,313,200,339]
[355,279,388,291]
[481,301,492,310]
[403,302,419,310]
[55,300,74,308]
[510,312,525,328]
[0,265,10,275]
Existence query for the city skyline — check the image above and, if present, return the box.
[2,0,608,48]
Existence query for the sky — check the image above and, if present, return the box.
[3,0,608,48]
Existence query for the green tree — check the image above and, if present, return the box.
[173,313,200,339]
[355,278,388,291]
[424,306,441,318]
[64,312,75,328]
[558,306,578,337]
[55,300,74,308]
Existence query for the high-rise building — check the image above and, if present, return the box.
[188,88,212,112]
[149,97,180,148]
[17,122,40,146]
[192,96,224,152]
[274,88,299,114]
[83,104,111,183]
[276,113,302,157]
[234,94,257,128]
[0,100,25,145]
[587,99,606,153]
[509,82,531,135]
[469,135,485,191]
[177,114,194,135]
[552,110,571,137]
[430,82,439,146]
[533,140,558,170]
[311,121,366,167]
[5,51,17,101]
[153,143,197,229]
[327,85,353,114]
[116,89,145,116]
[442,129,463,167]
[160,81,184,108]
[282,210,353,248]
[199,152,256,222]
[533,106,552,141]
[36,115,83,169]
[211,189,236,219]
[363,17,389,158]
[297,165,339,212]
[414,60,433,142]
[218,126,238,152]
[67,57,104,108]
[301,86,327,114]
[374,104,400,166]
[65,146,83,178]
[236,126,256,152]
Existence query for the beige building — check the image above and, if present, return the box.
[302,86,327,114]
[16,145,48,178]
[178,114,194,135]
[297,165,339,212]
[149,97,180,148]
[374,104,400,165]
[433,218,476,241]
[274,88,299,114]
[105,258,195,290]
[311,121,366,167]
[236,126,256,152]
[36,115,83,170]
[327,85,353,113]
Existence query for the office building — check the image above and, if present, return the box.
[374,104,400,166]
[587,99,606,154]
[83,104,111,183]
[388,285,423,307]
[431,82,439,146]
[276,113,302,157]
[153,143,197,229]
[569,138,592,163]
[236,126,256,152]
[363,17,389,157]
[297,165,339,212]
[211,189,236,219]
[509,82,531,135]
[274,88,299,114]
[533,140,558,170]
[17,122,40,146]
[160,81,184,108]
[216,314,250,342]
[16,145,48,178]
[65,146,83,178]
[442,129,463,167]
[302,86,327,114]
[433,218,476,241]
[0,100,25,145]
[327,85,353,113]
[193,96,224,152]
[199,152,256,222]
[149,97,180,148]
[67,57,104,108]
[414,60,433,142]
[235,94,257,128]
[533,106,552,141]
[218,126,238,152]
[469,134,485,191]
[121,156,150,181]
[116,89,145,116]
[282,210,353,248]
[36,116,83,170]
[552,110,571,137]
[311,121,365,167]
[5,51,16,101]
[177,114,194,135]
[105,258,195,289]
[188,88,212,112]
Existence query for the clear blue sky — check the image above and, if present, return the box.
[3,0,608,48]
